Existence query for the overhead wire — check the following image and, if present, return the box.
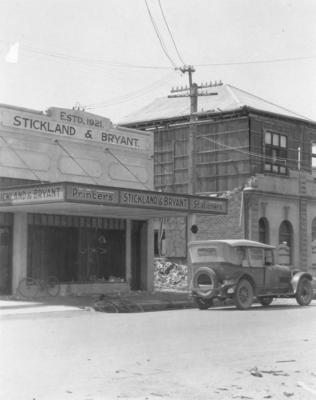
[158,0,185,65]
[144,0,179,69]
[200,135,311,168]
[196,55,316,67]
[85,71,176,110]
[0,39,172,70]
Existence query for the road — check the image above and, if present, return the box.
[1,300,316,400]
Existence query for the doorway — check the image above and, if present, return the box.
[0,227,12,295]
[131,220,146,290]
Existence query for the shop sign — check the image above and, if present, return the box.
[190,198,227,213]
[47,107,113,130]
[120,190,189,210]
[0,182,228,215]
[0,184,65,205]
[0,108,149,151]
[67,185,119,204]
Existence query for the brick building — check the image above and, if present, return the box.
[120,83,316,278]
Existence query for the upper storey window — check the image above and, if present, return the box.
[264,131,287,175]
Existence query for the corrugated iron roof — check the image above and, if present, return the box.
[119,84,313,125]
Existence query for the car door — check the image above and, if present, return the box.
[263,249,281,293]
[247,247,265,293]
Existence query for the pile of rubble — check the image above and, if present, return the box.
[153,258,188,291]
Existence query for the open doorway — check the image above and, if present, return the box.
[131,220,147,290]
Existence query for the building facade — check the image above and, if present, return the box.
[0,104,227,295]
[120,83,316,278]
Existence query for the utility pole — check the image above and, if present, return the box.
[169,66,222,194]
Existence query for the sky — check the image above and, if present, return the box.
[0,0,315,124]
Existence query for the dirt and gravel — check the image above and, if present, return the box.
[1,299,316,399]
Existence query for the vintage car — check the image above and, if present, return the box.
[189,239,314,310]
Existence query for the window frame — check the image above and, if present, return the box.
[264,130,288,175]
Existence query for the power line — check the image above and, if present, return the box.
[196,55,316,67]
[200,135,310,168]
[158,0,185,65]
[144,0,179,69]
[1,39,172,70]
[85,71,175,109]
[3,39,315,69]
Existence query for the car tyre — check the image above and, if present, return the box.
[192,267,218,299]
[194,297,213,310]
[258,297,273,307]
[234,279,254,310]
[295,277,313,306]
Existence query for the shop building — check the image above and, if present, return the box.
[120,83,316,277]
[0,104,227,295]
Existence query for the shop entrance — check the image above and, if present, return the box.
[0,226,12,295]
[131,220,146,290]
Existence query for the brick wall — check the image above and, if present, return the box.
[194,191,245,240]
[165,216,186,259]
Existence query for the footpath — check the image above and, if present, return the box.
[0,290,195,317]
[1,281,316,317]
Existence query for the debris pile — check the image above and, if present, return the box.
[153,258,188,290]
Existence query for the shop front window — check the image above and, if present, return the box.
[27,214,126,283]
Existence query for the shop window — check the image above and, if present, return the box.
[278,220,293,265]
[154,229,166,257]
[264,131,287,175]
[258,217,269,244]
[27,225,126,283]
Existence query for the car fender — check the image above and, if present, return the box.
[291,272,313,293]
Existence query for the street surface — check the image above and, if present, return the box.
[1,299,316,400]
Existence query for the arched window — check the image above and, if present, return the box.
[278,220,293,265]
[258,218,269,244]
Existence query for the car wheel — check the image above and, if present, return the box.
[258,297,273,307]
[194,297,213,310]
[234,279,254,310]
[295,278,313,306]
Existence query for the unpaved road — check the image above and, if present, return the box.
[1,299,316,399]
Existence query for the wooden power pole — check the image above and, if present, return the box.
[169,66,221,194]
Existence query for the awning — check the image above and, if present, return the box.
[0,182,227,219]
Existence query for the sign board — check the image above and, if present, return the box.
[66,185,119,205]
[0,184,65,205]
[120,190,189,210]
[190,198,227,213]
[0,182,227,215]
[0,107,151,151]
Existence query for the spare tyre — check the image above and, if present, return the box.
[192,267,218,299]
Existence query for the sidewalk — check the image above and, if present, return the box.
[0,290,195,316]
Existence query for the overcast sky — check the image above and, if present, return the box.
[0,0,315,123]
